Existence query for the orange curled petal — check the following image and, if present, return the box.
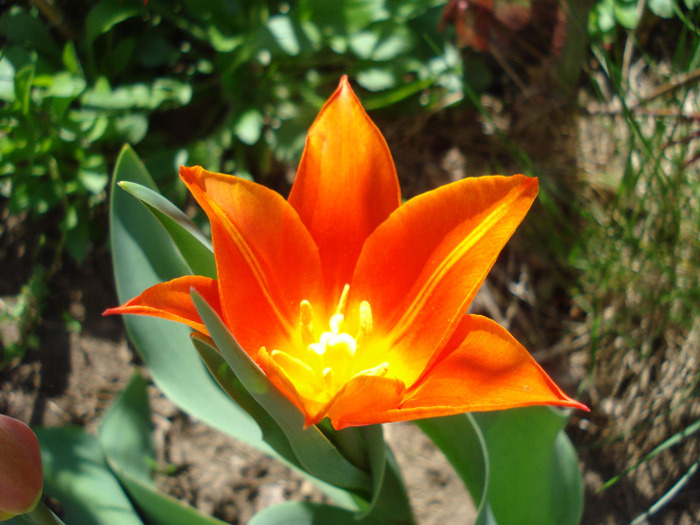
[289,76,401,301]
[180,166,323,356]
[103,275,220,336]
[351,175,538,386]
[325,374,406,430]
[257,347,326,427]
[378,315,587,423]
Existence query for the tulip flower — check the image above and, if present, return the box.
[106,76,586,429]
[0,414,43,521]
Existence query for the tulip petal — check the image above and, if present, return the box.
[351,175,538,386]
[289,76,401,300]
[103,275,220,336]
[257,347,326,427]
[180,166,323,355]
[373,315,587,424]
[325,374,406,430]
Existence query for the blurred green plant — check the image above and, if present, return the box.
[589,0,699,41]
[0,5,192,261]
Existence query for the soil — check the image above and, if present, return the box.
[2,75,699,524]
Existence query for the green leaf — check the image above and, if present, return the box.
[14,63,34,115]
[0,55,15,102]
[356,425,415,524]
[356,68,396,92]
[35,427,143,525]
[362,77,433,110]
[113,114,149,144]
[234,108,264,145]
[82,78,191,110]
[191,335,300,466]
[118,181,216,278]
[0,7,58,60]
[416,414,492,521]
[191,290,372,492]
[99,373,228,525]
[109,144,270,452]
[648,0,675,17]
[85,0,141,48]
[249,501,379,525]
[420,407,583,525]
[267,15,301,56]
[46,72,86,99]
[62,41,83,77]
[614,0,641,29]
[475,407,583,525]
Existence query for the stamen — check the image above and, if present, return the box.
[299,300,314,345]
[359,300,373,336]
[329,313,344,335]
[328,333,356,357]
[335,284,350,316]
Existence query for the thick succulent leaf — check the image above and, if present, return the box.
[416,414,495,524]
[473,407,583,525]
[420,407,583,525]
[118,181,216,278]
[191,335,301,468]
[99,373,227,525]
[248,501,383,525]
[191,290,372,493]
[356,425,415,524]
[34,427,142,525]
[109,144,269,453]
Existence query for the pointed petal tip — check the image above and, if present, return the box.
[568,398,590,413]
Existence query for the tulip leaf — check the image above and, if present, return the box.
[191,335,301,468]
[416,413,494,523]
[118,180,216,278]
[191,289,372,493]
[34,427,143,525]
[99,372,227,525]
[420,407,583,525]
[473,407,583,525]
[248,501,384,525]
[356,425,415,524]
[191,337,365,514]
[110,144,270,453]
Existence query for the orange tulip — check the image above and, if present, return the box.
[106,77,587,429]
[0,415,43,520]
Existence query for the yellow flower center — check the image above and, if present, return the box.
[267,284,388,404]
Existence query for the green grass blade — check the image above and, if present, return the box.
[602,417,700,490]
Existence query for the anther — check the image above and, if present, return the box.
[299,300,314,345]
